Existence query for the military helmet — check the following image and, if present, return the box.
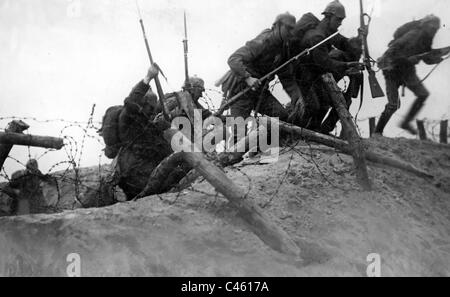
[273,12,296,28]
[322,0,346,19]
[184,76,205,90]
[26,159,39,171]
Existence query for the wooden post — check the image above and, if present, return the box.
[416,120,427,140]
[135,152,186,198]
[369,117,376,137]
[163,128,301,257]
[0,132,64,150]
[267,119,433,179]
[322,73,372,191]
[0,121,30,170]
[440,120,448,144]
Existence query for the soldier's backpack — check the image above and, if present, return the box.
[292,13,320,43]
[99,105,123,159]
[390,20,422,45]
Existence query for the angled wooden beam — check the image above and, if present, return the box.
[322,73,372,191]
[162,128,301,257]
[0,132,64,150]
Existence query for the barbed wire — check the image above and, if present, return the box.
[2,91,448,217]
[0,116,102,126]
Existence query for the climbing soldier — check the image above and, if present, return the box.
[219,12,295,143]
[99,65,192,200]
[280,0,364,133]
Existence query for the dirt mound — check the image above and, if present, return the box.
[0,137,449,276]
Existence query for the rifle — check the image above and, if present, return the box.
[378,46,450,71]
[183,11,190,88]
[215,31,340,116]
[135,0,170,121]
[359,0,385,98]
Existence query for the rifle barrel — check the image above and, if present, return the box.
[138,19,170,121]
[183,11,189,85]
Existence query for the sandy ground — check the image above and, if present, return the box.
[0,136,449,276]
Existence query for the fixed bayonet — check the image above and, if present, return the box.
[360,0,385,98]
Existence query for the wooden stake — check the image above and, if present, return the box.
[440,120,448,144]
[369,117,376,137]
[322,73,372,191]
[163,128,301,257]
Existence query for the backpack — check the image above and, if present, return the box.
[391,20,422,42]
[292,13,320,42]
[99,105,123,159]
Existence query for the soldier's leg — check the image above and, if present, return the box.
[320,90,352,135]
[375,71,401,135]
[229,95,253,145]
[280,79,308,125]
[256,91,290,147]
[307,83,330,132]
[258,90,289,121]
[400,72,430,135]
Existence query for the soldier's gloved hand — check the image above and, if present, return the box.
[407,56,421,65]
[358,26,368,38]
[144,64,159,84]
[245,77,261,91]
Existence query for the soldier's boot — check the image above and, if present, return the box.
[400,97,426,135]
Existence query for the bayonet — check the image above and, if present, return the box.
[360,0,385,98]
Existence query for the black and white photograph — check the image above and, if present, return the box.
[0,0,449,280]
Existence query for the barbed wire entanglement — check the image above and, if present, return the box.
[0,105,121,213]
[1,84,448,217]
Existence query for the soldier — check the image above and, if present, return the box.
[7,159,47,215]
[112,66,191,200]
[163,75,212,120]
[224,13,295,121]
[280,0,363,132]
[219,13,296,146]
[375,15,443,135]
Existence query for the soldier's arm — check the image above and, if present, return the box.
[123,81,150,114]
[123,66,159,113]
[422,51,444,65]
[308,34,348,74]
[227,34,268,79]
[333,34,362,61]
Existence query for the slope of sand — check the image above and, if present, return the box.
[0,137,449,276]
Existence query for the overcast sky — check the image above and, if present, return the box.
[1,0,449,177]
